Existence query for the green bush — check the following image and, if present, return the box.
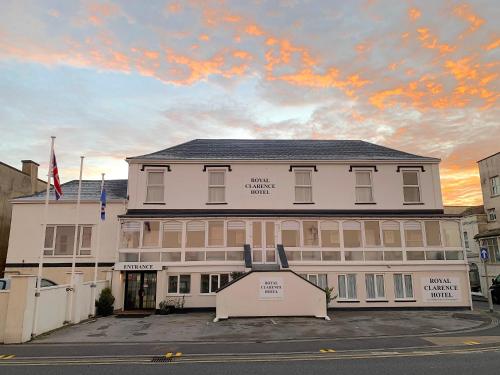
[95,287,115,316]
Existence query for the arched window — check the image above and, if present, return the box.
[320,221,340,247]
[404,221,423,247]
[162,221,182,248]
[186,221,205,248]
[381,221,402,247]
[227,221,246,247]
[343,221,361,248]
[281,221,300,247]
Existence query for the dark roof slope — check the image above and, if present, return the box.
[128,139,439,162]
[13,179,128,202]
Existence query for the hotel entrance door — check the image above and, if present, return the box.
[124,271,157,310]
[252,221,277,264]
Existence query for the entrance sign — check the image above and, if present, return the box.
[115,263,163,271]
[422,277,461,302]
[480,247,489,261]
[245,177,276,195]
[259,277,284,299]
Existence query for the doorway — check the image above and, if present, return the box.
[124,271,157,310]
[252,221,277,264]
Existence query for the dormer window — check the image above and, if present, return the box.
[145,170,165,203]
[208,170,226,203]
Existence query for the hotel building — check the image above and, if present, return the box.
[5,139,471,313]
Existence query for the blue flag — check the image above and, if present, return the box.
[100,187,106,221]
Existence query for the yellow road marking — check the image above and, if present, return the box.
[463,341,480,345]
[320,349,336,353]
[165,353,173,358]
[175,352,182,357]
[0,355,15,360]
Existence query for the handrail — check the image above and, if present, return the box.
[276,244,289,269]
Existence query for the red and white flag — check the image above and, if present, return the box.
[51,152,63,200]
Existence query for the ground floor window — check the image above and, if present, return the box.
[393,273,413,300]
[168,275,191,294]
[365,274,385,300]
[200,273,230,293]
[338,274,357,300]
[299,274,328,289]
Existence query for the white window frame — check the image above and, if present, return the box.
[43,225,93,257]
[491,176,500,197]
[294,170,313,203]
[302,273,328,289]
[355,170,374,203]
[365,273,385,300]
[200,273,230,294]
[207,170,226,204]
[402,169,421,203]
[78,225,93,256]
[393,273,414,300]
[145,168,165,203]
[167,274,191,295]
[338,274,357,300]
[488,208,497,222]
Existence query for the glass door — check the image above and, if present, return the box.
[124,272,157,310]
[252,221,277,264]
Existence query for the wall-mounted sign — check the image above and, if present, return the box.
[245,177,276,195]
[422,276,461,302]
[259,277,284,299]
[115,263,163,271]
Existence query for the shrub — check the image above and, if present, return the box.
[95,287,115,316]
[325,287,337,305]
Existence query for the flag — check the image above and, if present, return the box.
[51,153,63,200]
[100,186,106,220]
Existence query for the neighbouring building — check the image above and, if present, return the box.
[0,160,47,277]
[5,140,471,314]
[444,205,487,293]
[475,152,500,295]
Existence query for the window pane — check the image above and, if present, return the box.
[208,221,224,246]
[376,275,385,298]
[209,171,225,185]
[404,275,413,298]
[185,251,205,261]
[220,274,229,287]
[366,274,375,299]
[266,222,275,248]
[356,171,371,185]
[394,274,404,299]
[345,251,364,261]
[364,251,383,261]
[210,275,219,293]
[200,274,210,293]
[253,222,262,248]
[365,221,381,246]
[142,221,160,247]
[295,186,312,202]
[285,251,301,260]
[282,230,299,247]
[320,221,340,247]
[162,252,181,262]
[302,251,321,260]
[403,187,420,202]
[146,186,164,202]
[266,250,276,262]
[303,221,319,246]
[407,251,425,260]
[442,221,461,247]
[356,187,373,202]
[338,275,346,299]
[318,274,328,289]
[308,274,318,285]
[179,275,191,294]
[163,221,182,248]
[426,251,445,260]
[384,251,402,260]
[80,227,92,249]
[168,276,178,294]
[186,221,205,247]
[226,251,244,261]
[382,221,401,247]
[44,226,54,248]
[402,171,418,185]
[54,226,75,255]
[343,222,361,248]
[121,222,140,248]
[252,250,262,262]
[347,274,357,299]
[445,251,464,260]
[119,252,139,262]
[227,222,245,247]
[148,171,164,185]
[425,221,441,246]
[208,187,225,202]
[295,171,311,185]
[206,251,225,261]
[322,251,341,261]
[141,252,160,262]
[404,222,423,247]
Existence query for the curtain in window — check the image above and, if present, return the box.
[382,221,402,247]
[347,274,357,299]
[163,221,182,248]
[320,221,340,247]
[404,275,413,298]
[227,221,246,247]
[295,171,312,202]
[364,221,381,246]
[54,226,75,255]
[338,275,347,299]
[404,221,423,247]
[146,171,164,202]
[186,221,205,247]
[376,275,385,298]
[343,221,361,248]
[208,221,224,246]
[282,221,300,247]
[365,274,376,299]
[394,274,404,299]
[318,274,328,289]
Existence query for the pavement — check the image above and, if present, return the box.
[0,300,499,374]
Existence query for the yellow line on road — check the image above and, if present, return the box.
[0,355,15,360]
[463,341,480,345]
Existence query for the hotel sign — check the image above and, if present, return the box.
[115,263,163,271]
[259,277,284,299]
[245,177,276,195]
[422,276,461,302]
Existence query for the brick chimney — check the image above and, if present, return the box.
[21,160,40,194]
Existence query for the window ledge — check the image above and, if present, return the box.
[144,202,166,205]
[394,299,416,302]
[166,294,192,297]
[366,299,389,303]
[403,202,424,205]
[337,299,360,303]
[206,202,228,205]
[294,202,315,205]
[355,202,377,205]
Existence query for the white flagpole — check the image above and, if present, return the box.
[32,136,55,338]
[91,173,105,316]
[68,156,84,323]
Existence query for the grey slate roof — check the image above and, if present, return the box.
[128,139,439,162]
[13,179,128,202]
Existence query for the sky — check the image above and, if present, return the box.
[0,0,498,206]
